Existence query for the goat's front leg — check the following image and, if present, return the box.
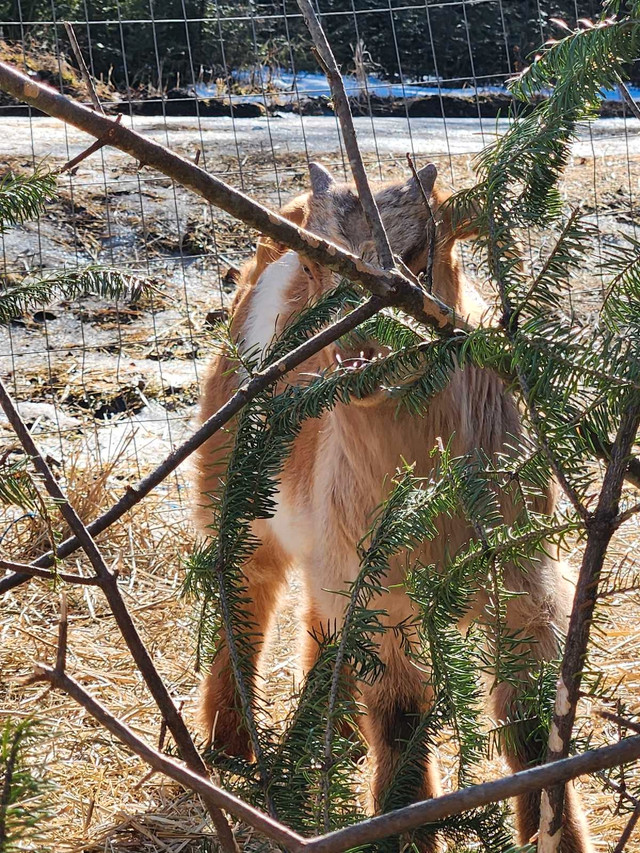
[358,606,442,853]
[199,536,289,760]
[490,558,594,853]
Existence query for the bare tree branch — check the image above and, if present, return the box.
[0,558,103,585]
[539,396,640,851]
[27,659,640,853]
[296,0,395,270]
[600,711,640,736]
[59,113,123,174]
[304,735,640,853]
[0,377,238,853]
[27,664,306,852]
[617,81,640,123]
[55,592,68,674]
[0,61,460,335]
[615,804,640,852]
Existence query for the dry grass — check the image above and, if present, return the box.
[1,142,640,852]
[2,446,639,852]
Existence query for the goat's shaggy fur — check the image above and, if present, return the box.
[193,164,593,851]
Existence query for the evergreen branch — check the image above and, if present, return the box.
[0,170,56,232]
[514,362,589,515]
[0,458,42,512]
[485,216,592,518]
[0,266,148,324]
[421,519,580,601]
[512,17,640,108]
[516,329,640,393]
[270,637,364,832]
[601,235,640,332]
[318,476,421,826]
[215,554,276,816]
[0,719,50,852]
[510,210,592,324]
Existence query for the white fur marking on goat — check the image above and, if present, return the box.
[241,251,300,357]
[268,490,310,558]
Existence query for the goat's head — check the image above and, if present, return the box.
[244,162,478,384]
[293,162,473,376]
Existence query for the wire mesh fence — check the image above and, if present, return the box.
[1,0,638,655]
[0,4,637,629]
[1,3,640,849]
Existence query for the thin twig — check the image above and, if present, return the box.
[614,500,640,529]
[0,377,238,853]
[0,558,103,585]
[63,21,104,113]
[614,803,640,853]
[617,81,640,123]
[596,770,640,809]
[600,711,640,736]
[60,113,122,174]
[55,592,68,674]
[297,0,395,270]
[406,153,437,293]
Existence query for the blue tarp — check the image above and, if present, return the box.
[193,69,640,104]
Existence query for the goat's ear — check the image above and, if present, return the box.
[309,161,335,196]
[411,162,438,196]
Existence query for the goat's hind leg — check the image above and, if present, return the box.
[490,558,594,853]
[199,535,289,760]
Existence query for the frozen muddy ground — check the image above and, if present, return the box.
[2,114,640,162]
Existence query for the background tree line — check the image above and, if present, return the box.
[0,1,613,95]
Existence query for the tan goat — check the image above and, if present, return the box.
[193,163,593,852]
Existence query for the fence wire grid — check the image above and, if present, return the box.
[0,0,637,576]
[0,0,637,577]
[2,2,640,851]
